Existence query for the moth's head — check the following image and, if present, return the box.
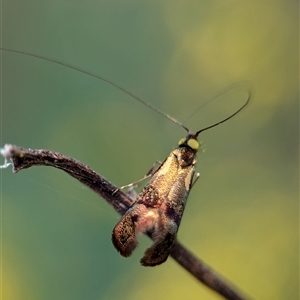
[178,133,199,152]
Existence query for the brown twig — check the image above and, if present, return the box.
[1,144,248,300]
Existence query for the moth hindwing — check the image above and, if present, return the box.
[112,133,199,266]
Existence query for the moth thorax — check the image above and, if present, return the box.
[178,147,196,167]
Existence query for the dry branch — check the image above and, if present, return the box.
[1,144,248,300]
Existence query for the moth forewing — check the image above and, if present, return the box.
[112,136,198,266]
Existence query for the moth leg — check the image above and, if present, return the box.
[190,172,200,189]
[146,160,163,176]
[113,172,152,197]
[125,186,138,201]
[119,174,152,190]
[119,160,163,191]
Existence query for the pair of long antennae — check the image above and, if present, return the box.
[1,47,250,134]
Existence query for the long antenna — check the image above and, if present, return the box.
[1,47,250,134]
[196,89,251,136]
[1,47,189,132]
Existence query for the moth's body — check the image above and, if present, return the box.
[112,138,198,266]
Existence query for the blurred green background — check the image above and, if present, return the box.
[1,1,298,299]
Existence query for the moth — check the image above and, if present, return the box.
[1,47,250,267]
[112,131,199,266]
[112,99,250,266]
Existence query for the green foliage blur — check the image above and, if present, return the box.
[1,1,298,299]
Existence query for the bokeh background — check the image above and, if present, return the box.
[1,1,298,299]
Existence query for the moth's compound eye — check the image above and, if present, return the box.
[178,138,186,146]
[187,139,199,151]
